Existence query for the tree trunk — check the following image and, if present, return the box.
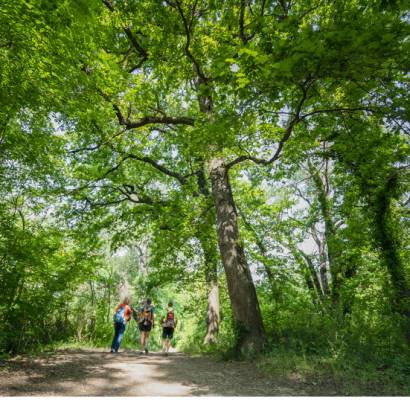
[204,278,220,344]
[106,268,112,322]
[198,227,220,344]
[203,255,219,344]
[311,227,330,296]
[196,167,220,344]
[209,157,265,354]
[298,249,324,300]
[373,171,410,342]
[310,161,340,302]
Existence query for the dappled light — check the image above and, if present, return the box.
[0,349,306,396]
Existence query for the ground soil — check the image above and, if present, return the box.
[0,348,310,396]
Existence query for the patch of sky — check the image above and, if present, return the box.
[49,112,77,136]
[230,63,240,73]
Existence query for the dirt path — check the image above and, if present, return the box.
[0,348,309,396]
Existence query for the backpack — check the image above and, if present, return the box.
[113,305,126,325]
[165,309,175,328]
[140,304,153,324]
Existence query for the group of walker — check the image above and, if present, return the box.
[110,297,177,355]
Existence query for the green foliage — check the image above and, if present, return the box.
[0,0,409,394]
[0,201,101,353]
[258,346,410,395]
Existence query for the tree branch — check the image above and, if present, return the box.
[123,27,148,59]
[239,0,255,44]
[166,0,208,84]
[239,0,248,44]
[227,79,311,169]
[227,87,382,170]
[68,128,126,155]
[116,185,166,205]
[102,0,148,63]
[112,103,194,129]
[108,144,188,185]
[102,0,114,11]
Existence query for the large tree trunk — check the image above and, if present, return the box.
[373,171,410,343]
[209,157,265,354]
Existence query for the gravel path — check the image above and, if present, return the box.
[0,348,308,396]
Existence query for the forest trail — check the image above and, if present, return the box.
[0,348,309,396]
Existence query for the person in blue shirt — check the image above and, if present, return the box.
[110,297,132,353]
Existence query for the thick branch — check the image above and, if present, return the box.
[126,153,188,185]
[239,0,247,44]
[227,117,297,169]
[123,27,148,58]
[102,0,148,61]
[102,0,114,11]
[166,0,208,84]
[239,0,254,44]
[112,103,194,129]
[226,86,378,170]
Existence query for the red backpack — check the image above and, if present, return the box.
[165,309,175,327]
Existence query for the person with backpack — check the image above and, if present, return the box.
[161,301,177,356]
[138,297,155,354]
[110,297,132,353]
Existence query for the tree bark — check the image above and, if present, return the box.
[196,167,220,344]
[298,249,324,300]
[311,226,330,297]
[209,157,265,354]
[310,160,340,303]
[204,278,219,344]
[197,227,220,344]
[373,171,410,342]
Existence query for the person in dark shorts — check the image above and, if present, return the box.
[161,301,177,355]
[138,298,154,354]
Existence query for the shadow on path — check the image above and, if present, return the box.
[0,348,308,396]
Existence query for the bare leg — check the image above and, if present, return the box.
[144,332,150,353]
[140,331,146,352]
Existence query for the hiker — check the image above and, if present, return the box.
[110,297,132,353]
[161,301,177,355]
[138,297,155,354]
